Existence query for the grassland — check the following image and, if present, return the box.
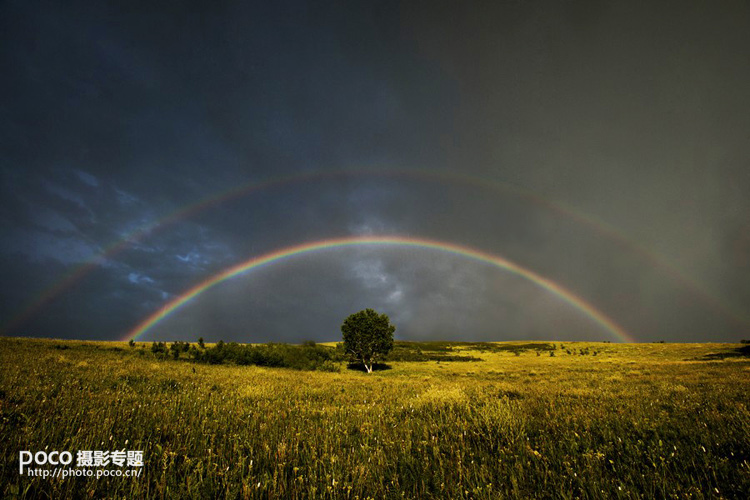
[1,338,748,499]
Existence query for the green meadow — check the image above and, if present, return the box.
[1,338,748,499]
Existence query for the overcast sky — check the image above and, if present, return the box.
[2,0,749,343]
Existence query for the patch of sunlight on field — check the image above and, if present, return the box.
[414,386,468,407]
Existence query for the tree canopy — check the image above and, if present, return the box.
[341,308,395,373]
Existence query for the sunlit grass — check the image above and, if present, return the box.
[1,338,748,498]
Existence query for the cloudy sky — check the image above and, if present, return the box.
[2,0,749,343]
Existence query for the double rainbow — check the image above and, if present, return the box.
[8,168,745,337]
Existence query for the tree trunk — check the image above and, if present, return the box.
[363,358,372,373]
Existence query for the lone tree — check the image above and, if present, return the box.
[341,308,395,373]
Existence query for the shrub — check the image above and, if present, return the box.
[318,360,340,372]
[151,342,167,354]
[190,341,341,371]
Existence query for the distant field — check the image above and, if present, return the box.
[1,338,749,499]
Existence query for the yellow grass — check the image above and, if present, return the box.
[1,338,748,498]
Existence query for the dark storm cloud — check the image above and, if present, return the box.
[400,1,750,329]
[2,1,749,341]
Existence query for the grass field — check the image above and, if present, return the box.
[1,338,749,499]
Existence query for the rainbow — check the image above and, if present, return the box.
[124,236,636,343]
[8,167,749,335]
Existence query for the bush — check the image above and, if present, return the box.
[151,342,167,354]
[190,342,342,371]
[318,360,341,372]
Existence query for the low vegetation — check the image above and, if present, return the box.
[190,341,340,371]
[147,340,482,370]
[1,338,748,498]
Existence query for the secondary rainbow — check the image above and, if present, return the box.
[9,167,749,336]
[124,236,636,343]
